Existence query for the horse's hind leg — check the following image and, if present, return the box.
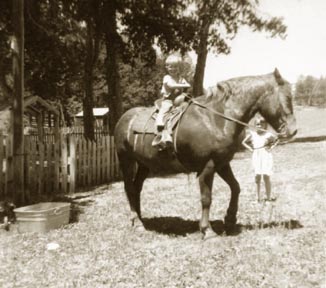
[216,163,240,233]
[133,163,149,218]
[119,155,149,229]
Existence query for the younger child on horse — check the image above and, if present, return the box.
[153,54,190,148]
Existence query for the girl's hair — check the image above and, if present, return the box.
[165,54,183,65]
[255,117,267,125]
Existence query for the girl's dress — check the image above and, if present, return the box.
[250,131,274,175]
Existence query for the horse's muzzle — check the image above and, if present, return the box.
[278,120,297,141]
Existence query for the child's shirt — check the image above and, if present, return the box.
[250,130,277,150]
[161,75,189,100]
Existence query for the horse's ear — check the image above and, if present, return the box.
[217,83,224,93]
[216,82,232,101]
[205,87,213,100]
[274,68,285,85]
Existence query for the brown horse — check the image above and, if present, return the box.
[114,69,297,239]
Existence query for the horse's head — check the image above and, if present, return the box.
[259,69,297,141]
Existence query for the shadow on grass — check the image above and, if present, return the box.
[54,194,95,224]
[243,219,304,230]
[142,217,303,237]
[69,200,95,223]
[142,217,225,237]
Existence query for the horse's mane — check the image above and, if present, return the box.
[205,69,289,102]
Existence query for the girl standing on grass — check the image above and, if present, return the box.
[242,117,279,202]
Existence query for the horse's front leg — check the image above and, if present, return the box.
[216,163,240,234]
[198,160,216,239]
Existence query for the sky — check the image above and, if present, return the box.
[202,0,326,87]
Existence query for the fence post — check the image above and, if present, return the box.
[0,135,4,198]
[37,140,44,197]
[46,136,53,195]
[24,136,30,202]
[60,132,68,194]
[69,135,76,193]
[53,134,60,193]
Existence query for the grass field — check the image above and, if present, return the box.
[0,140,325,288]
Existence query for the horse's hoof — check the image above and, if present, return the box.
[201,227,217,241]
[134,224,146,233]
[131,218,145,232]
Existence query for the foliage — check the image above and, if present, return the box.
[0,0,288,130]
[0,0,86,125]
[120,58,164,111]
[120,53,195,111]
[0,0,13,102]
[295,75,326,107]
[187,0,287,95]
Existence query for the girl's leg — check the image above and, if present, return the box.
[255,174,262,202]
[263,174,272,201]
[156,100,173,130]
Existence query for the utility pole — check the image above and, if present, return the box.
[12,0,25,205]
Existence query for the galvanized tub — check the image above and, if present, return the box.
[14,202,71,233]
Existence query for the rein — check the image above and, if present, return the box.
[189,98,280,137]
[173,95,282,155]
[185,98,282,150]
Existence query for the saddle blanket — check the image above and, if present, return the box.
[132,103,189,135]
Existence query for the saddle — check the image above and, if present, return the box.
[132,97,190,137]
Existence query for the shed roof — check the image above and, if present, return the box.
[24,96,60,115]
[0,95,60,115]
[76,108,109,117]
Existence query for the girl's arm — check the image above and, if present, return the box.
[165,76,191,89]
[242,134,253,152]
[265,132,279,151]
[168,82,191,89]
[267,138,279,151]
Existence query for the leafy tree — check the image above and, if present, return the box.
[0,0,289,137]
[58,0,196,134]
[1,0,100,132]
[101,0,197,132]
[186,0,287,96]
[0,0,13,103]
[295,76,326,107]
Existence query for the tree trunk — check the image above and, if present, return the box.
[12,0,25,205]
[193,19,210,97]
[308,81,320,106]
[104,0,122,135]
[83,21,96,141]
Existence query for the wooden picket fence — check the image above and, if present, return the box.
[0,132,120,202]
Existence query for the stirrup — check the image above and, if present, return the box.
[152,134,162,147]
[161,130,172,144]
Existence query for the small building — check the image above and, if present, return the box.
[75,108,109,130]
[0,95,61,139]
